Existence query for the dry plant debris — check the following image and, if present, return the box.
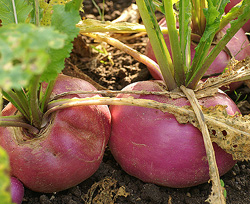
[82,177,129,204]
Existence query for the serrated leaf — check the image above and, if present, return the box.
[0,147,11,204]
[0,23,66,90]
[229,0,250,31]
[40,3,81,82]
[65,0,83,11]
[186,0,230,87]
[0,0,33,25]
[40,0,71,26]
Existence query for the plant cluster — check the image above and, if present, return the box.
[0,0,250,203]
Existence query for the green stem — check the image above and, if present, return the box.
[200,0,206,34]
[0,116,39,134]
[28,75,43,128]
[12,0,18,24]
[152,0,164,13]
[136,0,177,90]
[179,0,192,73]
[219,1,244,31]
[34,0,40,26]
[3,90,30,121]
[163,0,185,86]
[40,77,57,112]
[191,0,200,34]
[187,10,250,89]
[191,0,207,35]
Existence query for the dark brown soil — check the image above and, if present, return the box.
[22,0,250,203]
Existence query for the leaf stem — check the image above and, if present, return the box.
[187,5,250,89]
[28,75,43,128]
[0,116,39,134]
[3,90,30,121]
[40,77,57,113]
[12,0,18,24]
[34,0,40,26]
[163,0,185,86]
[179,0,192,72]
[136,0,177,90]
[219,1,244,31]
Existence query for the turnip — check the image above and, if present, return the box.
[109,81,238,187]
[108,0,250,200]
[0,74,111,193]
[0,0,111,193]
[11,177,24,204]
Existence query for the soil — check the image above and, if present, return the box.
[21,0,250,203]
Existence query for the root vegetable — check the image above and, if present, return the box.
[109,80,238,188]
[0,74,111,193]
[11,177,24,204]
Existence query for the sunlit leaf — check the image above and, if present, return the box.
[0,23,66,90]
[0,0,33,25]
[40,2,81,82]
[186,0,230,86]
[40,0,71,26]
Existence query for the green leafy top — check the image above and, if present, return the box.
[0,0,83,127]
[136,0,250,90]
[0,0,83,201]
[0,23,66,90]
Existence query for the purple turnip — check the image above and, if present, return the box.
[11,177,24,204]
[145,18,250,91]
[109,80,238,187]
[0,74,111,193]
[107,0,250,192]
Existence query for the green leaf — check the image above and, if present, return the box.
[65,0,83,11]
[186,0,229,88]
[0,147,12,204]
[196,0,250,81]
[0,0,33,25]
[136,0,177,90]
[40,2,81,82]
[40,0,71,26]
[163,0,185,86]
[179,0,192,71]
[0,23,66,90]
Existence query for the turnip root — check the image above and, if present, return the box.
[145,19,250,90]
[109,80,238,188]
[0,74,111,193]
[11,177,24,204]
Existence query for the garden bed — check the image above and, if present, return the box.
[22,0,250,203]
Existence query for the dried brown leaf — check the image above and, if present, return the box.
[181,86,226,204]
[174,104,250,161]
[196,57,250,95]
[46,96,250,161]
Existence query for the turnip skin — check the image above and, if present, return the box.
[11,177,24,204]
[109,80,238,188]
[0,74,111,193]
[145,19,250,89]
